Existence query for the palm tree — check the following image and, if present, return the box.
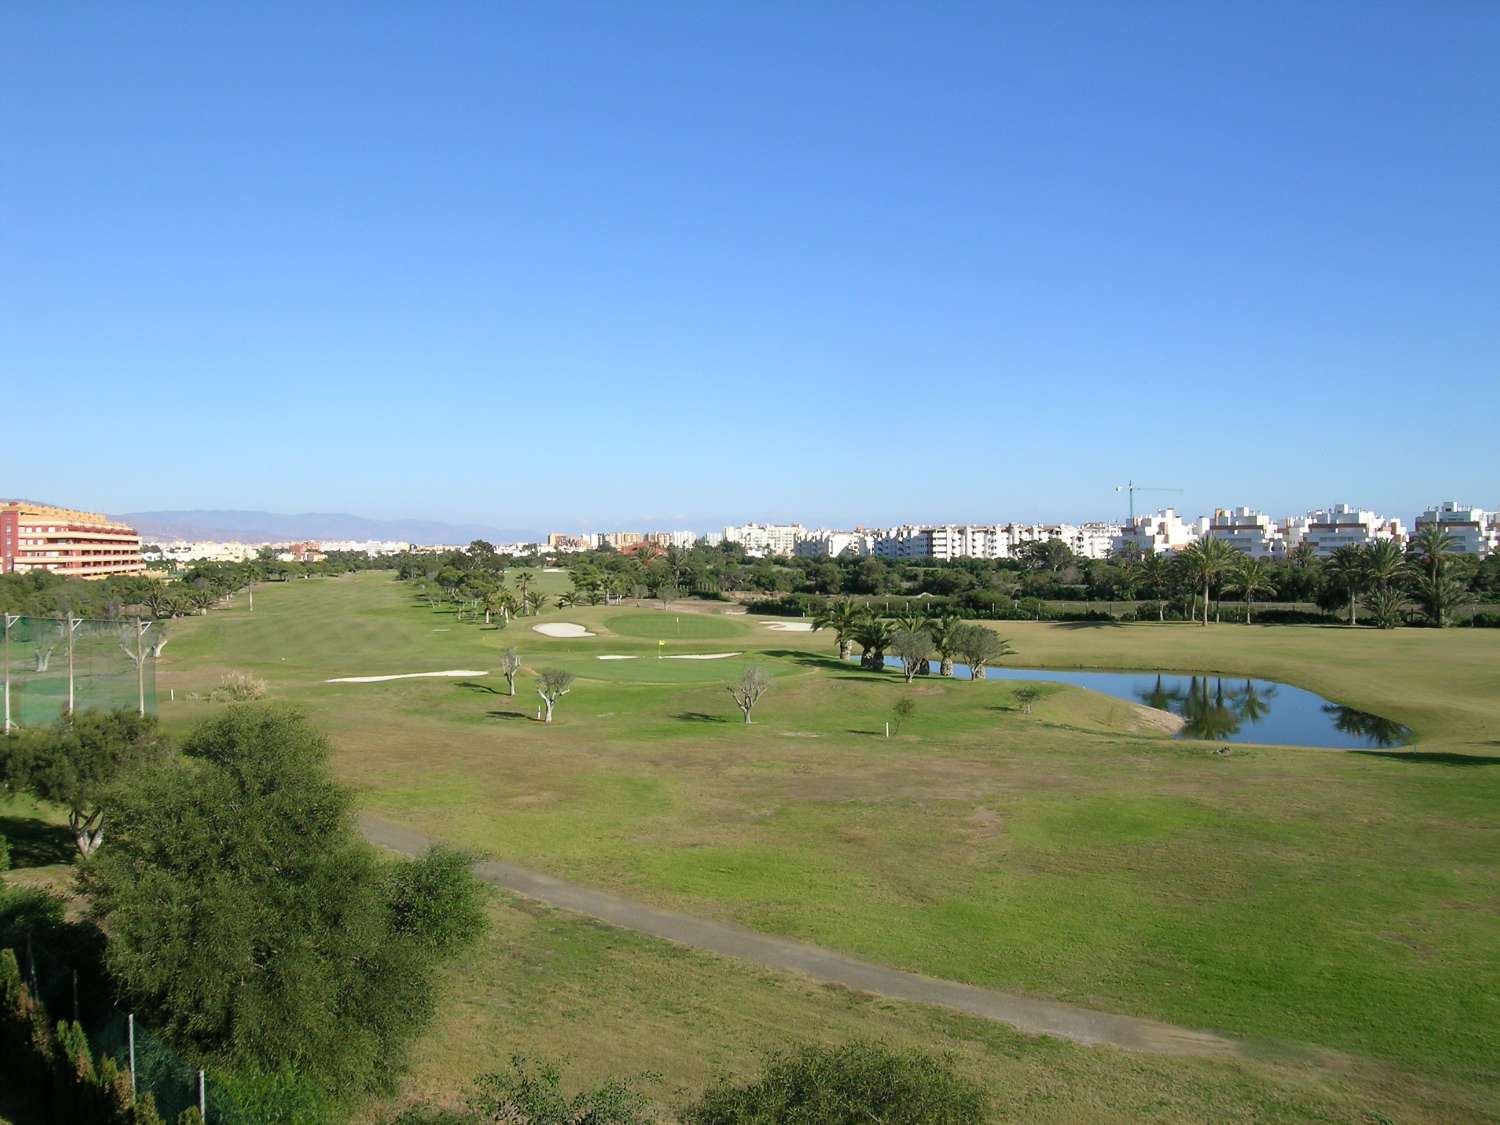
[1139,554,1169,621]
[852,614,896,671]
[495,591,521,624]
[811,598,862,661]
[1223,556,1276,624]
[1362,587,1407,630]
[524,591,551,617]
[1408,525,1457,578]
[889,604,932,674]
[1179,538,1237,625]
[1412,569,1465,628]
[1324,545,1370,626]
[1362,539,1411,592]
[925,613,964,676]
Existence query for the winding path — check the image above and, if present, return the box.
[359,813,1240,1059]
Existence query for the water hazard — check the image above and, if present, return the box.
[873,659,1410,749]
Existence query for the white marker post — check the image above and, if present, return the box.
[128,1012,136,1095]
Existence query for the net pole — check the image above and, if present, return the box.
[2,613,14,733]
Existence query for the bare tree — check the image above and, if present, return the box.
[499,647,522,696]
[727,666,771,724]
[33,621,62,672]
[889,628,933,684]
[535,668,575,723]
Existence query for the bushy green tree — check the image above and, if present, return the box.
[0,709,170,856]
[77,706,485,1101]
[681,1041,986,1124]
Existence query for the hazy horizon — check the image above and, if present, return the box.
[4,3,1497,528]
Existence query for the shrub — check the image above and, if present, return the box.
[681,1041,986,1124]
[209,672,267,702]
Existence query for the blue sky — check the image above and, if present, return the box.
[3,2,1496,532]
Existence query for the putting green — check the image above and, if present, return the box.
[604,611,746,640]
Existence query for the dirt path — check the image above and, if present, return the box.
[360,814,1240,1058]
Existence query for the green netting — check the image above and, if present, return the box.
[2,615,158,728]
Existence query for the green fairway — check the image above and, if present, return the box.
[108,573,1500,1118]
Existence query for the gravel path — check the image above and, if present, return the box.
[360,814,1240,1058]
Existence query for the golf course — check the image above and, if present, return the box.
[17,569,1500,1121]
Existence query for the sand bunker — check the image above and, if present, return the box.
[665,652,742,660]
[325,670,487,684]
[597,655,638,661]
[532,622,594,637]
[762,621,814,632]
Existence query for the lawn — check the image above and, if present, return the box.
[15,570,1497,1120]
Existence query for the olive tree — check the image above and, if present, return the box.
[1,709,170,856]
[888,629,932,684]
[727,666,771,723]
[952,624,1015,681]
[536,668,575,723]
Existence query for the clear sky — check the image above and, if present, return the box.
[3,2,1497,533]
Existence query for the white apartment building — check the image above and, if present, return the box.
[722,523,805,557]
[1286,505,1406,558]
[794,530,874,558]
[1113,509,1206,556]
[154,540,264,563]
[1414,502,1497,557]
[320,539,412,556]
[1204,508,1284,559]
[873,526,933,559]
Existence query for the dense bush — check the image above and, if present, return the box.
[681,1041,987,1124]
[209,672,268,702]
[77,706,486,1104]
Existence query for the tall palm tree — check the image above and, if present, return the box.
[812,598,862,661]
[1408,525,1457,577]
[925,613,964,676]
[1324,545,1370,626]
[1179,539,1237,625]
[1362,539,1411,592]
[1223,556,1276,624]
[1412,569,1465,628]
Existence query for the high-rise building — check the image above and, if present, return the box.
[1,501,146,578]
[1286,505,1405,558]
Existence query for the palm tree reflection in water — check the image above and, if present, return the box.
[1136,676,1279,742]
[1321,705,1408,748]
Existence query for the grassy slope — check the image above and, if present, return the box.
[143,574,1500,1117]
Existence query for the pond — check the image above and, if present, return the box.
[870,658,1411,749]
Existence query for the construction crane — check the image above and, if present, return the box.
[1115,480,1184,524]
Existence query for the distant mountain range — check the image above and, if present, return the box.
[113,510,540,546]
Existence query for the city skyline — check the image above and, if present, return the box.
[4,3,1498,527]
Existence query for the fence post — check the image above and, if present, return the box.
[199,1069,206,1119]
[128,1012,136,1095]
[2,613,16,733]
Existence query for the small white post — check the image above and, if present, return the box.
[885,721,890,738]
[128,1012,136,1095]
[248,589,253,611]
[170,688,175,702]
[199,1069,206,1118]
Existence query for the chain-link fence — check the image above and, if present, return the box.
[2,615,158,729]
[14,933,231,1122]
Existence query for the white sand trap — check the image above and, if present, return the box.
[597,655,639,661]
[762,621,814,632]
[664,652,742,660]
[532,622,594,637]
[325,670,487,684]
